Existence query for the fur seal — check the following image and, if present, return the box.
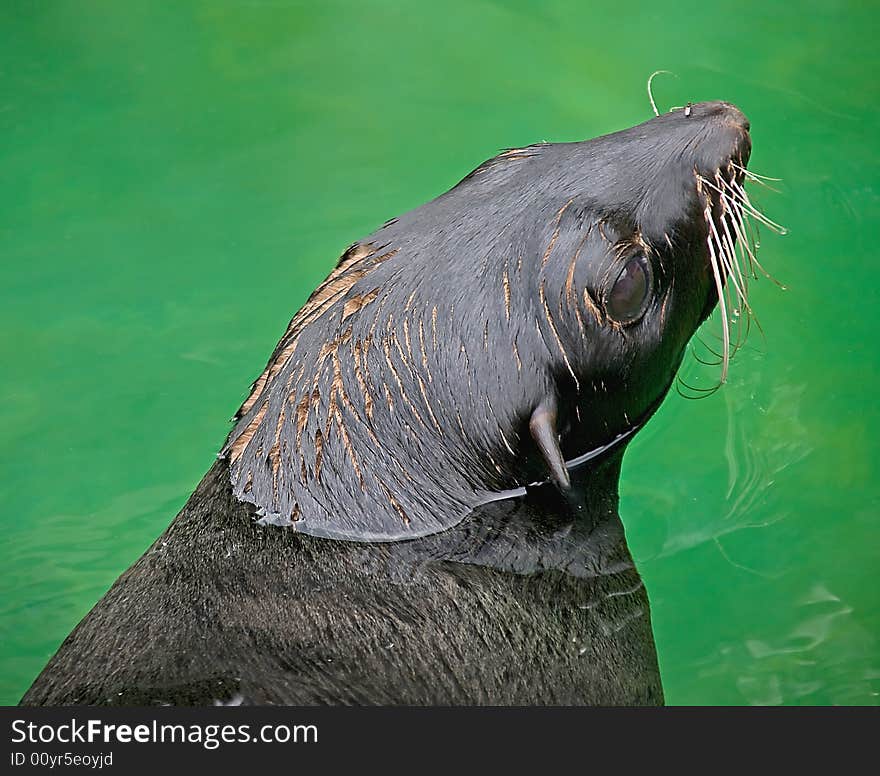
[22,100,759,706]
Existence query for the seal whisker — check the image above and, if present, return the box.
[699,324,750,362]
[646,70,674,117]
[718,251,750,358]
[693,156,786,387]
[716,192,754,317]
[735,171,781,194]
[692,343,723,366]
[675,372,722,399]
[731,161,783,183]
[721,188,763,284]
[704,201,732,384]
[724,204,768,343]
[716,208,750,306]
[725,196,760,277]
[722,178,788,235]
[727,194,787,289]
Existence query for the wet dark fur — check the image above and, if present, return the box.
[22,454,662,705]
[22,101,751,706]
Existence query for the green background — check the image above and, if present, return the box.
[1,0,877,705]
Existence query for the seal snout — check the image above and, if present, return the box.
[709,102,751,163]
[678,101,751,182]
[685,100,750,132]
[701,100,750,132]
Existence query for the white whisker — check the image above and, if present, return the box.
[731,162,782,182]
[722,178,789,234]
[727,198,760,280]
[692,162,785,389]
[647,70,673,117]
[731,196,787,289]
[705,204,732,384]
[717,191,753,316]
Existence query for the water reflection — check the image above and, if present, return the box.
[634,361,812,570]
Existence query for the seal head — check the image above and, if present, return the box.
[223,101,752,541]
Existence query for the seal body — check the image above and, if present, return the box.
[21,455,662,705]
[22,101,753,706]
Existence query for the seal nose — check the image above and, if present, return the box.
[699,100,750,132]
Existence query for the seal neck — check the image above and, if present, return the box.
[373,450,631,580]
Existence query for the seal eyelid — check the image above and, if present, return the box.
[604,254,654,325]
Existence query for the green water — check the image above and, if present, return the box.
[1,0,877,705]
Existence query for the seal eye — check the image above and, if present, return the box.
[607,255,653,324]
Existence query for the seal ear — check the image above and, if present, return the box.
[528,396,570,492]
